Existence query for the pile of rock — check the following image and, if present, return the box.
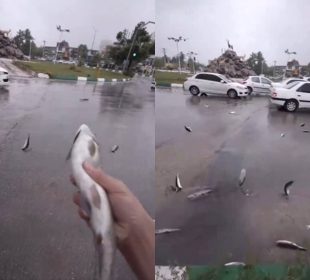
[0,30,24,59]
[206,49,256,78]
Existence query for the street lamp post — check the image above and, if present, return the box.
[123,21,155,73]
[43,40,46,58]
[168,36,187,74]
[187,51,198,74]
[54,25,70,63]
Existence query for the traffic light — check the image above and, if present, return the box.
[132,45,140,59]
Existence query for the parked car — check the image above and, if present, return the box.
[151,79,156,90]
[243,76,273,95]
[183,72,248,98]
[303,77,310,82]
[270,81,310,112]
[272,78,305,88]
[0,66,9,86]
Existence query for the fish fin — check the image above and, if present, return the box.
[66,129,81,161]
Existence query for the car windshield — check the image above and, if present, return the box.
[286,81,301,89]
[218,74,231,83]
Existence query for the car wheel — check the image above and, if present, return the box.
[284,99,298,112]
[227,89,237,99]
[189,86,200,96]
[247,86,253,95]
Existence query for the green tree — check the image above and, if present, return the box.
[246,51,269,75]
[13,28,34,56]
[77,44,88,65]
[106,21,153,69]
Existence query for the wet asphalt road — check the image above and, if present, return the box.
[0,77,154,280]
[156,88,310,266]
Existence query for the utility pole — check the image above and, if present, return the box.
[273,60,276,77]
[89,27,97,65]
[162,48,167,65]
[54,25,70,63]
[123,21,155,73]
[187,51,198,74]
[29,39,32,60]
[43,40,46,58]
[168,36,187,74]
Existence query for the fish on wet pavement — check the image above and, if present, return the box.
[111,145,119,153]
[276,240,307,251]
[284,180,294,196]
[21,134,30,151]
[155,228,180,235]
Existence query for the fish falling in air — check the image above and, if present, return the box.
[184,125,192,132]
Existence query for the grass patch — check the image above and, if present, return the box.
[13,61,128,80]
[188,265,310,280]
[154,70,190,84]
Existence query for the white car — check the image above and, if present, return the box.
[272,78,305,88]
[0,66,9,86]
[270,81,310,112]
[243,76,273,95]
[183,72,248,98]
[303,77,310,82]
[151,79,156,90]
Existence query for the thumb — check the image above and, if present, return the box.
[83,161,129,195]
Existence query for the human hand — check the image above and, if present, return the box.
[71,161,154,280]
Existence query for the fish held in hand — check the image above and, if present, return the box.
[68,124,116,280]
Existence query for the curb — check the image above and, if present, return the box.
[37,73,131,83]
[156,82,184,88]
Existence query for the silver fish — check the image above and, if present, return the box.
[111,145,119,153]
[239,168,246,186]
[229,111,236,114]
[303,130,310,133]
[284,180,294,196]
[155,228,180,235]
[175,173,183,191]
[68,124,116,280]
[187,189,213,201]
[300,123,305,127]
[276,240,307,251]
[224,262,246,267]
[80,98,89,101]
[184,125,192,132]
[280,133,285,137]
[21,134,30,151]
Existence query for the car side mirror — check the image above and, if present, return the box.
[221,80,225,83]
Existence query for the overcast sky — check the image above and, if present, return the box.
[156,0,310,66]
[0,0,155,50]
